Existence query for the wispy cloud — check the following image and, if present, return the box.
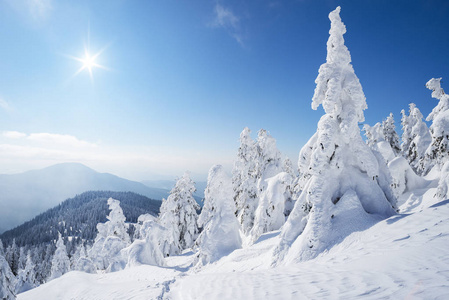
[0,98,11,112]
[6,0,53,22]
[211,2,245,46]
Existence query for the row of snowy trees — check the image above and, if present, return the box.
[62,6,449,273]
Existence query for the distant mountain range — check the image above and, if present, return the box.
[0,163,171,233]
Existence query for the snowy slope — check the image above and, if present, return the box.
[0,163,169,233]
[19,196,449,300]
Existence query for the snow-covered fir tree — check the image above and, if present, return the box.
[49,233,70,280]
[273,6,396,264]
[89,198,130,272]
[0,239,4,257]
[0,253,16,300]
[382,113,401,155]
[424,78,449,199]
[195,165,241,265]
[400,103,432,174]
[5,239,19,276]
[233,127,294,237]
[15,251,37,294]
[423,78,449,174]
[232,127,258,235]
[158,172,200,256]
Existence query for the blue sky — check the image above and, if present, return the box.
[0,0,448,181]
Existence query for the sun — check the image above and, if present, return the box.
[68,47,108,82]
[65,28,110,83]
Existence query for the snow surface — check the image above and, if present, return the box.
[18,194,449,299]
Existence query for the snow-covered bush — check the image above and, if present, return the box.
[363,123,396,164]
[88,198,130,271]
[401,103,431,175]
[122,220,166,268]
[273,6,396,264]
[75,245,96,274]
[49,233,70,280]
[0,254,16,300]
[250,172,292,244]
[388,156,429,198]
[15,251,37,294]
[436,161,449,200]
[422,78,449,174]
[158,172,200,256]
[195,165,241,265]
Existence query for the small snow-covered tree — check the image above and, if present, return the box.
[423,78,449,174]
[0,254,16,300]
[273,7,396,264]
[15,251,37,294]
[401,103,431,174]
[89,198,130,272]
[0,239,4,257]
[383,113,401,155]
[158,172,200,256]
[49,233,70,280]
[195,165,241,265]
[232,127,258,235]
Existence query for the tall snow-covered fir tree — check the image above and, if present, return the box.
[158,172,200,256]
[382,113,401,155]
[195,165,241,265]
[425,78,449,200]
[0,253,15,300]
[400,103,431,174]
[232,127,258,235]
[273,6,396,264]
[423,78,449,174]
[49,233,70,280]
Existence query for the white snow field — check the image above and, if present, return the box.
[19,190,449,300]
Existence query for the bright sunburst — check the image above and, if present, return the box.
[66,27,110,82]
[68,48,108,82]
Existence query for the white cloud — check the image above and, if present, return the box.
[27,133,98,148]
[0,131,231,181]
[2,131,27,139]
[212,3,245,46]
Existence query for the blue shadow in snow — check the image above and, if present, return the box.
[386,213,411,225]
[429,199,449,208]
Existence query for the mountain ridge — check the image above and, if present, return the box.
[0,163,168,233]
